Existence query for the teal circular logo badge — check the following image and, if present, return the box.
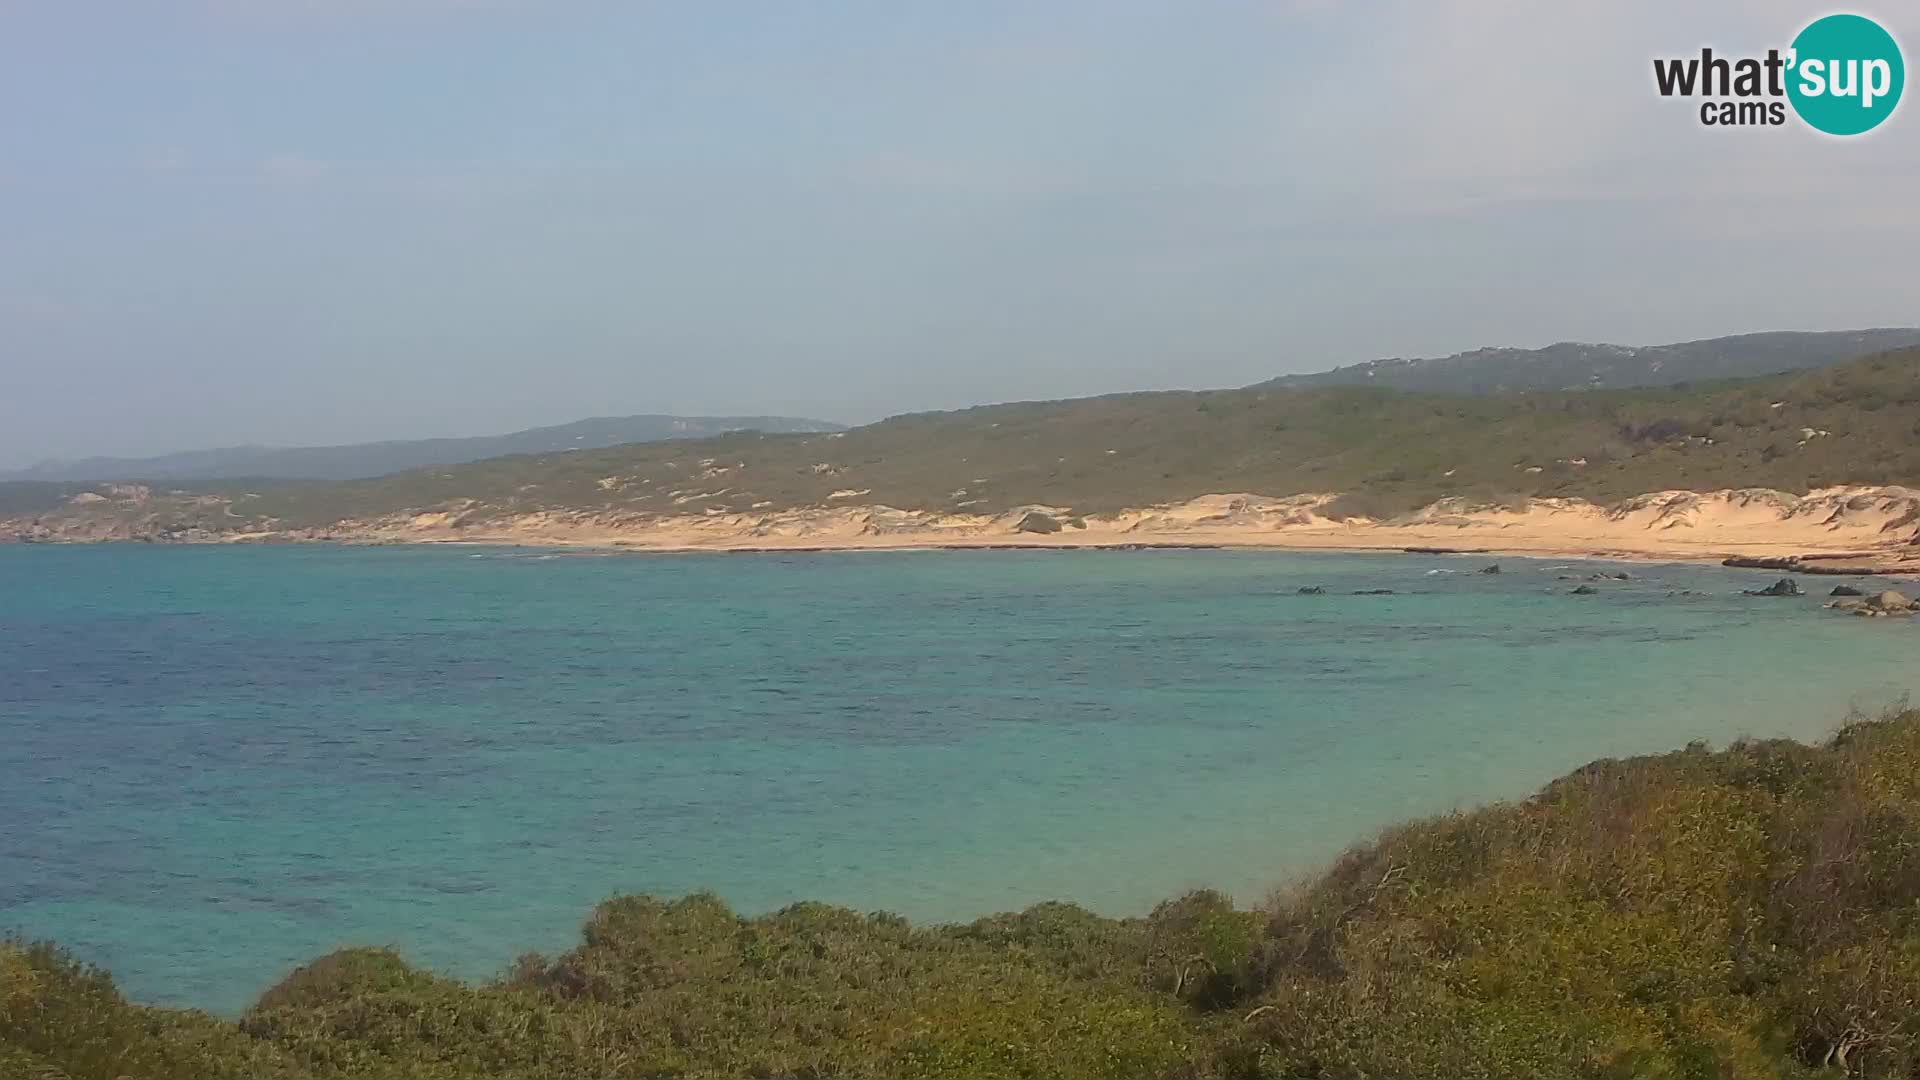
[1787,14,1904,135]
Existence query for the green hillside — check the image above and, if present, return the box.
[249,346,1920,527]
[12,709,1920,1078]
[1264,328,1920,396]
[8,347,1920,536]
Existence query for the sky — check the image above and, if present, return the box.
[1,1,1916,468]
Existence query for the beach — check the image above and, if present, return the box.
[212,485,1920,571]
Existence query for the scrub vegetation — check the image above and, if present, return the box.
[15,347,1920,538]
[244,345,1920,524]
[12,708,1920,1078]
[1260,328,1920,396]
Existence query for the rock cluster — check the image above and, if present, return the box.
[1828,590,1916,617]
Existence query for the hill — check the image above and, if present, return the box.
[11,329,1908,488]
[8,345,1920,546]
[203,346,1920,522]
[10,708,1920,1078]
[9,327,1911,491]
[1265,328,1920,396]
[0,414,844,484]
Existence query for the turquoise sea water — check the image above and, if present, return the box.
[2,544,1914,1013]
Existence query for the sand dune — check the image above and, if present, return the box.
[282,486,1920,570]
[12,484,1920,571]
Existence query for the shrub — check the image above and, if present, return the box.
[21,712,1920,1077]
[1,940,286,1080]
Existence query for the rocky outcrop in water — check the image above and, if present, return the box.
[1722,553,1916,576]
[1828,589,1916,617]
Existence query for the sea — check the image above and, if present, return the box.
[2,543,1913,1013]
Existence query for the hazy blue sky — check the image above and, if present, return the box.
[2,1,1916,467]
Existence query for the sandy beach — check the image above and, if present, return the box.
[13,484,1920,572]
[229,485,1920,572]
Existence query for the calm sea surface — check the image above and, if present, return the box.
[2,544,1914,1012]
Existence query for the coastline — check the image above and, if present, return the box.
[11,485,1920,573]
[192,487,1920,576]
[322,532,1836,568]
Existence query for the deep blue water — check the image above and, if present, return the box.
[1,544,1913,1013]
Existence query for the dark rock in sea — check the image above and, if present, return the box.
[1744,578,1802,597]
[1352,589,1395,595]
[1571,585,1599,595]
[1831,584,1866,597]
[1297,586,1327,595]
[1610,571,1632,580]
[1479,563,1501,574]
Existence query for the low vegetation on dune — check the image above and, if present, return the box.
[9,348,1920,539]
[12,709,1920,1078]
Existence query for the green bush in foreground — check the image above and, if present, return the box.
[13,712,1920,1077]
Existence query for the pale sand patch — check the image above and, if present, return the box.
[307,486,1920,570]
